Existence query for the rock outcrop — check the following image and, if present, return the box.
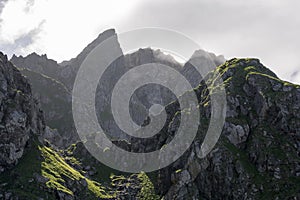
[0,52,45,172]
[158,58,300,200]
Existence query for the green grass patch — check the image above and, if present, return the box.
[137,172,160,200]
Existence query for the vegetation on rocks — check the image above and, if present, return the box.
[1,29,300,199]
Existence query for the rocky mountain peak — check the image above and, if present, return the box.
[10,52,61,81]
[59,28,119,67]
[76,28,118,61]
[12,52,57,66]
[124,47,182,70]
[188,49,226,69]
[160,58,300,200]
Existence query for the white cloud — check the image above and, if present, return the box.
[115,0,300,84]
[0,0,140,61]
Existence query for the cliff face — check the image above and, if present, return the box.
[159,58,300,200]
[10,29,120,146]
[0,52,158,200]
[10,29,224,144]
[0,52,45,172]
[19,68,74,147]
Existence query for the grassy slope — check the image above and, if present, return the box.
[0,138,160,199]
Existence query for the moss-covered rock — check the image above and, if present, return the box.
[160,58,300,200]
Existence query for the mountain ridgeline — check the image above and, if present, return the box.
[0,29,299,199]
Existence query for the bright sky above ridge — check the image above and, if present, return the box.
[0,0,299,84]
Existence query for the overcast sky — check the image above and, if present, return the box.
[0,0,299,84]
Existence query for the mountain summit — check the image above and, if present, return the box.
[1,29,299,199]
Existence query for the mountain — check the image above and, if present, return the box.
[10,29,118,92]
[0,52,158,200]
[115,58,300,199]
[10,29,224,144]
[158,58,300,199]
[10,29,122,145]
[1,28,299,199]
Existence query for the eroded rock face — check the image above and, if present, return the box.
[0,52,45,172]
[19,68,74,147]
[159,58,300,200]
[10,29,119,146]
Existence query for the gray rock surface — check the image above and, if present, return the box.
[159,58,300,200]
[4,29,299,200]
[0,52,45,172]
[10,29,225,146]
